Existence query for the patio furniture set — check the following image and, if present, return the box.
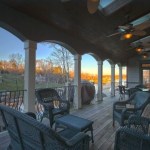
[113,90,150,150]
[0,87,150,149]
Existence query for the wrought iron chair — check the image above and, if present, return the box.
[0,105,89,150]
[35,88,70,127]
[114,115,150,150]
[113,91,150,126]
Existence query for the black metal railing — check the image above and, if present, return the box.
[0,90,26,111]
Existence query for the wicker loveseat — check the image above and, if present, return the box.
[0,105,89,150]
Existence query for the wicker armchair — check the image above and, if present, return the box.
[127,87,141,97]
[35,88,70,127]
[114,115,150,150]
[0,105,89,150]
[113,91,150,126]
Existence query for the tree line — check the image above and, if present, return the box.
[0,43,126,85]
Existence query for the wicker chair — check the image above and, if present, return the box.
[113,91,150,126]
[114,115,150,150]
[127,87,141,97]
[0,105,89,150]
[35,88,70,127]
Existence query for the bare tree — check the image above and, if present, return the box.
[47,43,74,83]
[9,53,24,73]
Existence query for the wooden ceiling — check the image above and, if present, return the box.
[0,0,150,65]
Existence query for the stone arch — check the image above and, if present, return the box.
[0,21,26,41]
[116,63,122,67]
[39,40,78,55]
[88,53,102,62]
[105,59,115,65]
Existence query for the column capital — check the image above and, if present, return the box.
[111,64,115,68]
[74,54,81,61]
[24,40,37,50]
[97,60,103,66]
[119,66,122,69]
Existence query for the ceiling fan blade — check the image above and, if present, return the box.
[119,23,133,29]
[118,25,129,30]
[107,32,120,37]
[143,42,150,47]
[132,30,146,36]
[143,48,150,52]
[135,20,150,30]
[87,0,100,14]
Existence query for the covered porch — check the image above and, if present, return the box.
[0,0,150,149]
[0,94,119,150]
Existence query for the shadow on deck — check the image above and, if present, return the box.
[0,94,120,150]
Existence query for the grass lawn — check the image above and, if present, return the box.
[0,73,64,91]
[0,73,24,91]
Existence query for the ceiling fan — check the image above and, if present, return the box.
[131,41,150,53]
[107,23,147,40]
[87,0,100,14]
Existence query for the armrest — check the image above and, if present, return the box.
[115,127,150,150]
[121,108,138,117]
[42,103,54,109]
[25,112,36,119]
[113,100,130,110]
[128,115,150,124]
[114,93,136,109]
[66,132,89,147]
[128,115,150,134]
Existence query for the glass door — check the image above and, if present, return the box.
[143,69,150,89]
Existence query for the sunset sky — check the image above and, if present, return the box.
[0,27,126,75]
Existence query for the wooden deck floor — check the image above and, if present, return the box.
[0,94,120,150]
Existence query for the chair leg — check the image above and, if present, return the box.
[113,121,115,127]
[112,117,115,127]
[40,115,43,122]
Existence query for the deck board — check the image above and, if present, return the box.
[0,95,120,150]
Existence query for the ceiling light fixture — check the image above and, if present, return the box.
[123,32,133,39]
[87,0,100,14]
[135,46,143,53]
[142,53,148,59]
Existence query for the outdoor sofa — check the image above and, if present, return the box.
[0,105,89,150]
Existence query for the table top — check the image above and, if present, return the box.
[56,114,93,131]
[139,88,150,92]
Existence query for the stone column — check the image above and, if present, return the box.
[24,40,37,112]
[97,60,103,101]
[119,66,122,85]
[74,54,81,109]
[111,64,115,96]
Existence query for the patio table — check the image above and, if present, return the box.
[55,114,94,143]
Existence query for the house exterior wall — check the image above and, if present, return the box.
[127,56,141,88]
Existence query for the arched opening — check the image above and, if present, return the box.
[103,60,111,96]
[36,41,76,88]
[115,64,119,87]
[0,27,24,90]
[81,53,98,105]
